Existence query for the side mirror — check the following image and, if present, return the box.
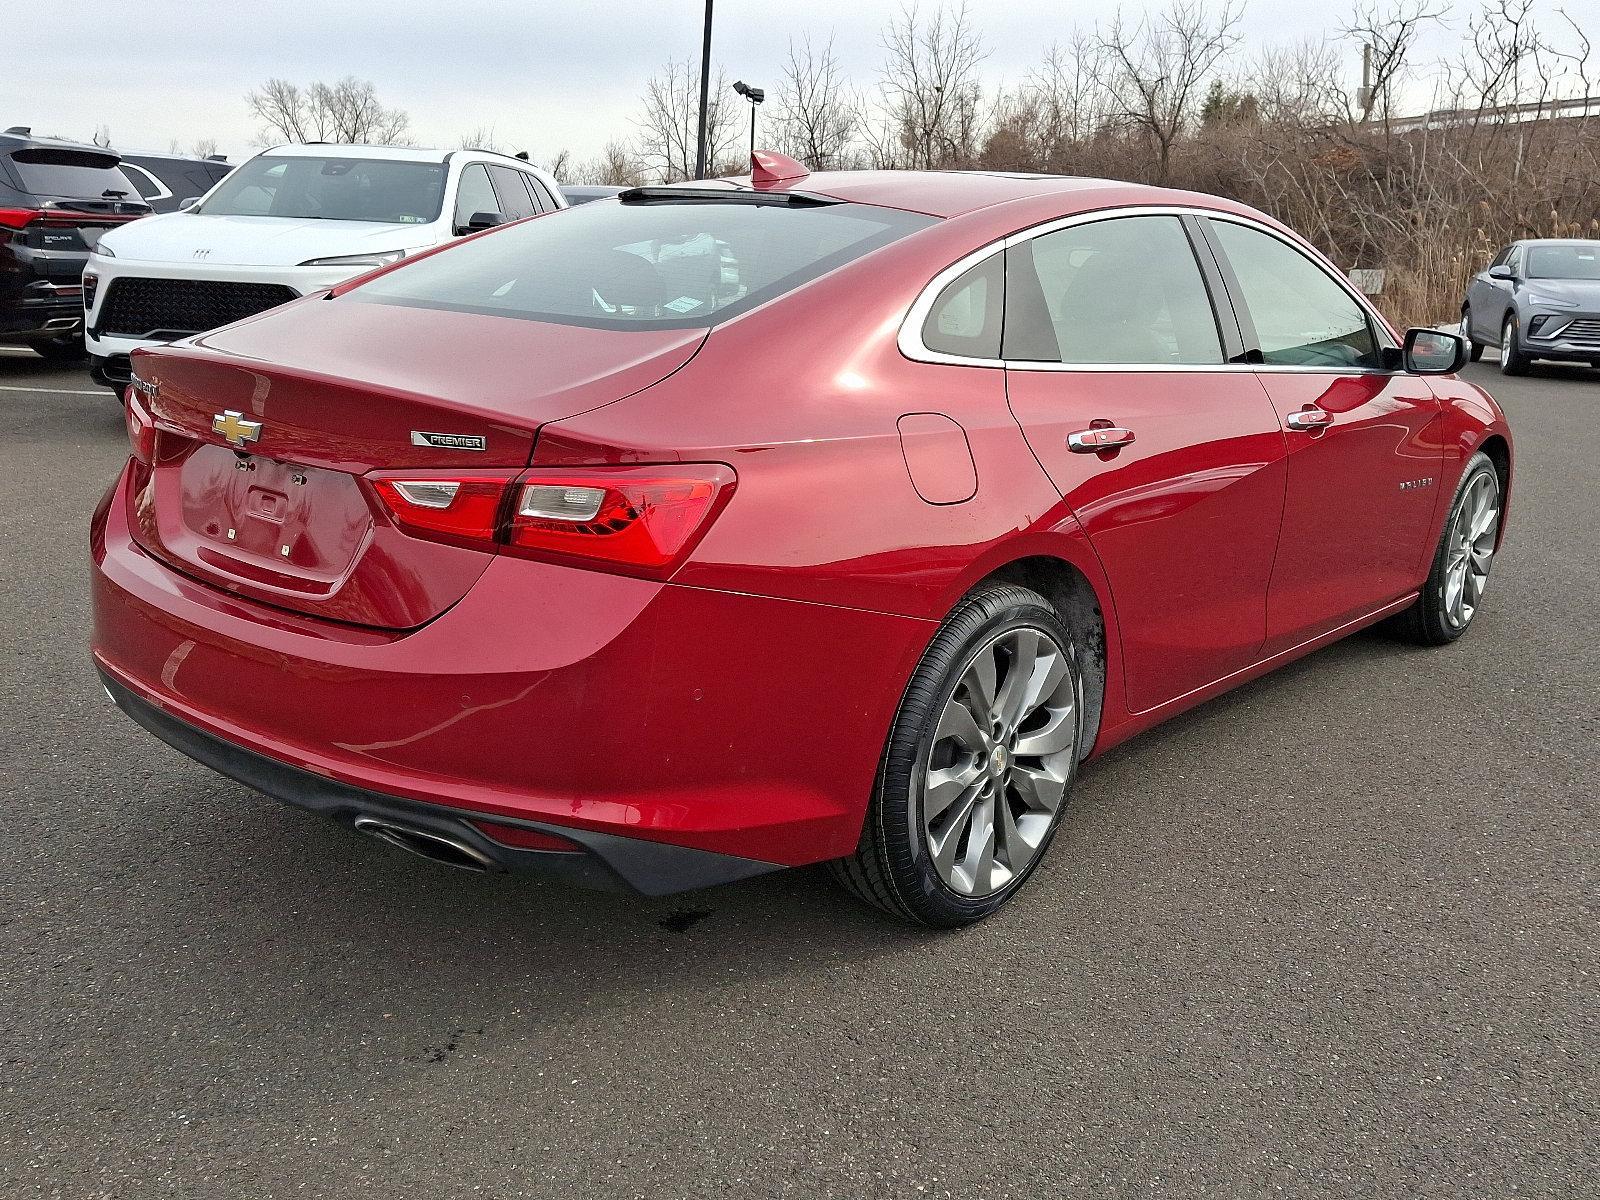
[178,197,201,212]
[461,211,507,235]
[1487,264,1515,281]
[1404,327,1467,375]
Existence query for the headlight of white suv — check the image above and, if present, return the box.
[298,250,406,268]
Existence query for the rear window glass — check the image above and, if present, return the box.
[348,195,936,330]
[6,149,140,200]
[198,155,447,224]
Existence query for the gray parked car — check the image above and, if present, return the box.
[1461,238,1600,375]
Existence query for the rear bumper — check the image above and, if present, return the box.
[99,669,779,895]
[92,460,928,875]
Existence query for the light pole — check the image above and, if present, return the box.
[694,0,714,179]
[733,80,765,158]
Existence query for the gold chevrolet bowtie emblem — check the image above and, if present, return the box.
[212,410,262,448]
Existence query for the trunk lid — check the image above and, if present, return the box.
[129,296,706,628]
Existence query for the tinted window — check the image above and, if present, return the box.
[922,253,1003,359]
[1527,242,1600,280]
[352,197,934,330]
[528,178,559,212]
[454,164,499,229]
[200,156,446,223]
[487,166,536,220]
[1005,215,1222,364]
[120,163,166,200]
[6,148,140,200]
[1211,220,1381,369]
[1489,245,1514,268]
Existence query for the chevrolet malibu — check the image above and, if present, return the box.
[92,157,1513,927]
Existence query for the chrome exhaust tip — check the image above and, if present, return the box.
[41,317,82,332]
[352,815,495,873]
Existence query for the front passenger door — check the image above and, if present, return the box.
[1202,217,1444,650]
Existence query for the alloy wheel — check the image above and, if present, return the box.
[1442,470,1500,629]
[920,626,1077,897]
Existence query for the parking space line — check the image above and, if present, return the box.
[0,384,107,396]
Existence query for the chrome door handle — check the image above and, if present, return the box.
[1285,408,1333,430]
[1067,426,1136,453]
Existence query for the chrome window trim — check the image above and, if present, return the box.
[897,203,1401,375]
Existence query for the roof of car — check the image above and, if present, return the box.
[257,143,541,169]
[0,129,116,156]
[710,169,1167,219]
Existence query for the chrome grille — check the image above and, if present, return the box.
[1552,316,1600,348]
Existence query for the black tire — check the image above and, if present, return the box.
[32,336,87,364]
[1500,313,1529,376]
[1461,308,1484,361]
[1389,451,1502,646]
[830,583,1080,927]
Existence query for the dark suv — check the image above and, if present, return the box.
[118,152,232,214]
[1,128,150,361]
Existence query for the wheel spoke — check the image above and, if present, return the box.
[995,793,1031,869]
[1009,763,1066,815]
[924,758,984,823]
[993,630,1040,730]
[930,786,982,880]
[1019,647,1068,718]
[958,795,996,895]
[933,697,987,755]
[1013,705,1077,757]
[963,645,999,718]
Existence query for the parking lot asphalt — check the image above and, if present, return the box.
[0,346,1594,1199]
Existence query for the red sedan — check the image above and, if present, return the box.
[92,157,1512,926]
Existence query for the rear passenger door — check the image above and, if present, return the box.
[1200,216,1444,649]
[1001,212,1288,713]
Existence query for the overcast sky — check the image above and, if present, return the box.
[5,1,1489,167]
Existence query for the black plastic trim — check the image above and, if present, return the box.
[100,669,784,897]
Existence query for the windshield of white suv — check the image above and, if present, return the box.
[198,156,447,224]
[346,192,936,329]
[1526,242,1600,281]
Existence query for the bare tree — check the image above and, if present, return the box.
[545,148,573,181]
[774,35,860,169]
[1341,1,1444,124]
[246,77,411,145]
[636,59,737,182]
[575,140,648,187]
[190,138,220,159]
[879,1,988,169]
[92,125,112,149]
[457,125,508,154]
[1098,0,1245,183]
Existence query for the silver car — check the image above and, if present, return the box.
[1461,238,1600,375]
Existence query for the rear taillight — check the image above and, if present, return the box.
[367,464,735,577]
[0,208,42,230]
[370,472,520,548]
[124,392,156,464]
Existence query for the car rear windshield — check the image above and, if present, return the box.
[198,156,447,224]
[1526,242,1600,280]
[347,194,937,329]
[6,148,140,200]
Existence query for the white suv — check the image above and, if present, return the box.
[84,144,565,392]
